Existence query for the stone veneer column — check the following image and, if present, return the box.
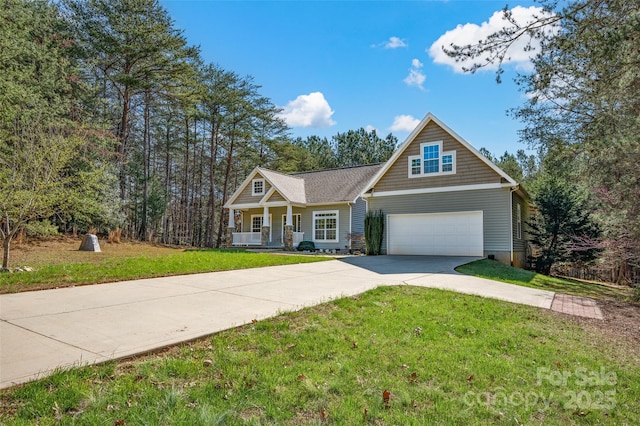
[226,208,235,248]
[226,227,234,248]
[284,225,293,251]
[261,226,270,247]
[284,204,294,250]
[261,206,270,247]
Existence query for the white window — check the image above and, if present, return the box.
[251,214,272,241]
[408,141,456,177]
[282,214,301,240]
[516,202,522,240]
[409,157,421,176]
[313,210,338,242]
[252,178,265,196]
[282,214,301,232]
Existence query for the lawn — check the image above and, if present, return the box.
[457,259,633,302]
[0,238,328,294]
[1,286,638,425]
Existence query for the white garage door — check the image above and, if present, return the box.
[388,211,483,256]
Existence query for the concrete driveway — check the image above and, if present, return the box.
[0,256,554,389]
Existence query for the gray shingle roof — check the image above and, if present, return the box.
[292,163,384,204]
[230,164,384,207]
[258,168,306,204]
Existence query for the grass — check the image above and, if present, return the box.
[457,259,633,302]
[1,286,638,425]
[0,239,328,294]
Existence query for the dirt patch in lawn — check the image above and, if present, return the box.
[566,299,640,365]
[4,236,182,268]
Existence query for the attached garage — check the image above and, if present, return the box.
[387,211,484,256]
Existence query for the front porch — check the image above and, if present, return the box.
[231,231,305,248]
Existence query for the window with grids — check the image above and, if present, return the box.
[252,179,265,196]
[251,216,263,233]
[410,157,422,176]
[423,143,440,174]
[313,211,338,242]
[442,154,453,172]
[282,214,301,233]
[408,141,455,177]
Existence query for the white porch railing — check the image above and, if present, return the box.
[232,232,262,246]
[293,232,304,247]
[232,231,304,247]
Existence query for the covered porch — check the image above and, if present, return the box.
[227,204,304,250]
[231,231,304,248]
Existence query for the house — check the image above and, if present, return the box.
[224,113,529,266]
[223,164,384,252]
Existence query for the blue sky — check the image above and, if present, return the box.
[161,0,545,156]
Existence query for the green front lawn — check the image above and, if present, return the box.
[0,249,328,294]
[457,259,633,302]
[1,286,637,424]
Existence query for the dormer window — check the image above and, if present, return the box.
[408,141,456,178]
[252,178,265,196]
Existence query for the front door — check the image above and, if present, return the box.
[251,214,272,242]
[281,213,301,242]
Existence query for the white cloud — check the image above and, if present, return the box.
[428,6,556,73]
[365,125,377,133]
[403,58,426,90]
[278,92,336,128]
[390,115,420,132]
[385,36,407,49]
[372,36,408,49]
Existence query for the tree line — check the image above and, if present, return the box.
[448,0,640,285]
[0,0,397,268]
[3,0,638,289]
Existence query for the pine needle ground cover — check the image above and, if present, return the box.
[1,286,637,425]
[0,239,328,294]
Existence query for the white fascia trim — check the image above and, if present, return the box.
[364,182,513,198]
[261,202,290,208]
[362,114,433,193]
[259,186,276,203]
[305,202,350,207]
[228,202,306,210]
[361,113,518,194]
[224,167,261,208]
[226,203,263,210]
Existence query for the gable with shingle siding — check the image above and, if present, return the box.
[372,121,503,193]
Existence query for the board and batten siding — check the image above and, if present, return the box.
[367,188,511,255]
[373,121,504,193]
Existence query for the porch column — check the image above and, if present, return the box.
[226,208,235,248]
[261,206,270,246]
[284,204,294,251]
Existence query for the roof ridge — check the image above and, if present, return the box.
[291,163,383,176]
[257,166,304,180]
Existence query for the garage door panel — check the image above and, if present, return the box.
[388,212,483,256]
